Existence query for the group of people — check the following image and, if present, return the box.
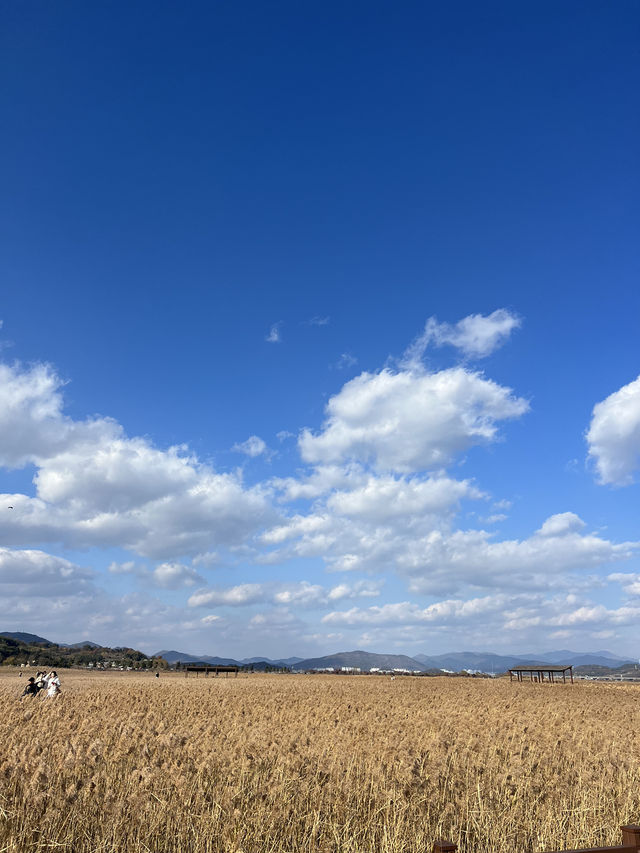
[20,670,62,700]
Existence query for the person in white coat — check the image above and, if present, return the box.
[45,671,61,698]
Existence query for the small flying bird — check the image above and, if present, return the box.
[7,506,13,509]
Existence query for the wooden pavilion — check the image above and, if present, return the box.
[184,664,239,678]
[508,664,573,683]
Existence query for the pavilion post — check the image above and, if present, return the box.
[621,825,640,850]
[433,842,457,853]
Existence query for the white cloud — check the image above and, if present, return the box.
[483,513,507,524]
[0,546,94,595]
[188,583,266,607]
[548,603,640,628]
[261,514,331,546]
[232,435,267,457]
[3,319,639,657]
[0,362,276,560]
[299,366,528,473]
[306,316,330,326]
[152,562,204,589]
[326,475,484,522]
[399,513,637,595]
[0,362,69,468]
[191,551,220,568]
[327,580,381,600]
[322,595,507,626]
[108,560,140,575]
[322,591,640,648]
[265,323,282,343]
[274,579,382,606]
[587,375,640,485]
[271,463,368,502]
[536,512,585,537]
[406,309,521,362]
[188,579,382,609]
[608,573,640,597]
[261,473,485,576]
[261,499,636,599]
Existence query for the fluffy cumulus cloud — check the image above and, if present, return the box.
[232,435,267,457]
[325,475,484,521]
[262,473,485,578]
[322,594,508,627]
[188,579,382,609]
[608,573,640,597]
[261,504,637,601]
[2,311,639,656]
[299,366,528,472]
[0,363,69,467]
[0,361,275,560]
[0,546,94,596]
[399,513,637,595]
[405,309,521,361]
[321,591,640,650]
[152,562,204,589]
[587,375,640,485]
[0,545,119,646]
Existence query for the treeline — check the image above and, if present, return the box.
[0,636,167,669]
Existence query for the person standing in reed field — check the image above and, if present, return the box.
[20,677,38,699]
[45,672,62,699]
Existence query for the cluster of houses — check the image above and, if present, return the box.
[576,673,640,682]
[309,665,425,675]
[21,660,157,672]
[86,660,157,671]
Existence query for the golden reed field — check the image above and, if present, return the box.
[1,669,639,853]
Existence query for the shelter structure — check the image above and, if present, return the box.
[185,664,239,678]
[509,664,573,684]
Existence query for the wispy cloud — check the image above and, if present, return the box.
[265,323,282,343]
[333,352,357,370]
[305,315,330,327]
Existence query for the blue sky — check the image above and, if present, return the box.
[1,1,639,658]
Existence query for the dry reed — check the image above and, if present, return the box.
[1,669,639,853]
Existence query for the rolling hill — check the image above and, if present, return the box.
[291,650,427,671]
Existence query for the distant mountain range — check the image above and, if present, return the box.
[290,650,428,671]
[154,647,636,674]
[156,650,304,668]
[3,631,635,675]
[412,649,634,672]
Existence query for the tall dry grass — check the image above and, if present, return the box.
[0,669,639,852]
